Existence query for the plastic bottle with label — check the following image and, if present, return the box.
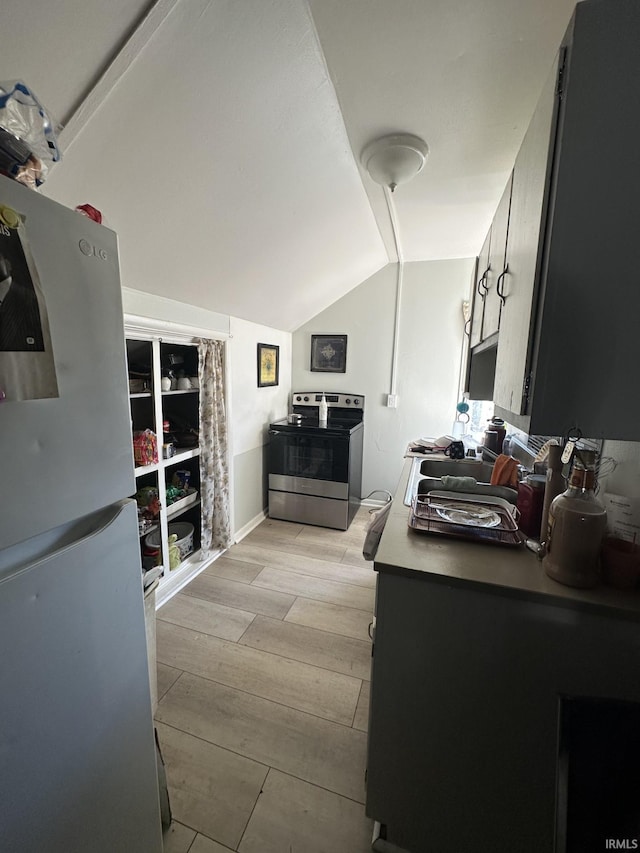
[319,393,328,425]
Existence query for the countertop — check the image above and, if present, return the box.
[374,457,640,621]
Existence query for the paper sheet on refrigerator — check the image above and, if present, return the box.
[0,200,58,400]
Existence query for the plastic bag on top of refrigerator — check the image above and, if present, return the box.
[0,81,61,189]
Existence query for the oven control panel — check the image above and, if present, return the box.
[292,392,364,410]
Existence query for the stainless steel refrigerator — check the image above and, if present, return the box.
[0,174,162,852]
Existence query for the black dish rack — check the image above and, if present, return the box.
[409,493,523,547]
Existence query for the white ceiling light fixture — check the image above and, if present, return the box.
[360,133,429,192]
[360,132,429,411]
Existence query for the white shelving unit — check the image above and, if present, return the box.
[126,334,213,606]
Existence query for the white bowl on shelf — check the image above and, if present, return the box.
[145,522,194,561]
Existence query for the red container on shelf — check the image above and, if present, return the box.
[517,476,545,538]
[133,429,158,466]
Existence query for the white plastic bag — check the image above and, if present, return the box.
[363,493,393,561]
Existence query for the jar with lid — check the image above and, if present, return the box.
[542,450,607,588]
[483,417,506,454]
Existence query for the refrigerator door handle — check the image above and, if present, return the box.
[0,499,139,582]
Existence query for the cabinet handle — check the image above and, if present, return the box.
[477,265,490,298]
[464,319,471,337]
[496,265,509,305]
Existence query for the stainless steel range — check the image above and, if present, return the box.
[268,392,364,530]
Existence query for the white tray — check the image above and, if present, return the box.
[167,488,199,517]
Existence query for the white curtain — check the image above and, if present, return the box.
[198,338,231,555]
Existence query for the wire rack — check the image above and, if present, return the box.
[527,432,616,489]
[409,494,523,547]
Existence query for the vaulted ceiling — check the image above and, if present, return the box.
[1,0,576,330]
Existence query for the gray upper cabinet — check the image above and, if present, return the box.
[469,229,491,347]
[464,257,498,402]
[483,173,513,341]
[463,173,511,400]
[493,56,560,421]
[494,0,640,439]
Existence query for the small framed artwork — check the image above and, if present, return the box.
[310,334,348,373]
[257,342,279,387]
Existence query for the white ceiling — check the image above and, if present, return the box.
[0,0,576,331]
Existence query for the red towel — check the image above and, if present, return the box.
[490,454,520,488]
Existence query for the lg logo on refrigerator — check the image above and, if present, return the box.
[79,239,107,260]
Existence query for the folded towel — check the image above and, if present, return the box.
[490,454,520,488]
[440,475,478,491]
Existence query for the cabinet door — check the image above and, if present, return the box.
[470,229,491,347]
[530,0,640,439]
[0,500,163,853]
[482,173,513,340]
[461,257,478,396]
[493,53,560,418]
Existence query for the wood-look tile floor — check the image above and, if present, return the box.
[156,508,375,853]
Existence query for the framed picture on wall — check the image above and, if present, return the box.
[257,342,279,387]
[310,334,347,373]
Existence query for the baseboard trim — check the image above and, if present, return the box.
[155,547,223,609]
[233,509,268,543]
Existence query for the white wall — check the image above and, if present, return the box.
[229,317,292,534]
[122,288,230,336]
[292,258,474,497]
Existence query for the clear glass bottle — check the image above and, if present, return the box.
[542,450,607,588]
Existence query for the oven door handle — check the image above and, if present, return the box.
[269,429,350,440]
[269,428,350,442]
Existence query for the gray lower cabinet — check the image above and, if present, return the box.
[365,569,640,853]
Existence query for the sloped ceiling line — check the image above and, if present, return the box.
[59,0,180,150]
